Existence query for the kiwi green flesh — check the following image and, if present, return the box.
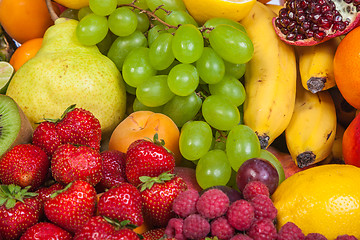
[0,95,33,157]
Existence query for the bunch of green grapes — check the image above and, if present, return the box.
[73,0,280,190]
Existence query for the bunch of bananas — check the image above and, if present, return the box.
[240,2,344,168]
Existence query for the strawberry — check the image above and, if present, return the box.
[97,182,144,227]
[0,144,50,191]
[140,172,187,227]
[44,180,97,233]
[126,134,175,186]
[20,222,72,240]
[97,150,127,190]
[32,104,102,156]
[0,184,42,240]
[142,228,166,240]
[74,216,141,240]
[36,182,64,205]
[51,143,103,186]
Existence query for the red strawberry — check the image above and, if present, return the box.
[98,150,127,190]
[74,216,141,240]
[126,134,175,186]
[140,172,187,227]
[51,143,103,186]
[44,180,97,233]
[97,182,144,227]
[32,104,102,156]
[20,222,72,240]
[0,184,42,240]
[0,144,50,190]
[142,228,166,240]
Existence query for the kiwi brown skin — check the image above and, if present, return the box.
[0,95,33,158]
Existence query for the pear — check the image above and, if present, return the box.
[6,18,127,139]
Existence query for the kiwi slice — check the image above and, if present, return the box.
[0,94,33,157]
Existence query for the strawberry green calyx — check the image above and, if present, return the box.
[0,184,38,209]
[145,133,173,155]
[50,182,73,199]
[139,171,175,192]
[42,104,77,124]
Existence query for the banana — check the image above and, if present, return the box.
[296,37,341,94]
[241,2,297,149]
[285,77,337,168]
[321,123,345,165]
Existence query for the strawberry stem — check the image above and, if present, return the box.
[139,171,175,192]
[0,184,38,209]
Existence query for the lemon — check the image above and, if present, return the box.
[53,0,89,9]
[0,61,14,94]
[272,164,360,239]
[182,0,256,25]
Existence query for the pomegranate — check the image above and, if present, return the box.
[272,0,360,46]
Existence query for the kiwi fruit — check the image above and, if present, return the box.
[0,94,33,157]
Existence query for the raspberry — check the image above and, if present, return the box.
[196,189,230,219]
[230,234,253,240]
[242,181,270,201]
[250,195,277,221]
[305,233,327,240]
[165,218,185,240]
[247,218,277,240]
[336,235,358,240]
[172,189,199,218]
[277,222,305,240]
[183,214,210,240]
[211,216,235,240]
[227,199,255,231]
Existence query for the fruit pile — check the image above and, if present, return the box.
[2,0,360,238]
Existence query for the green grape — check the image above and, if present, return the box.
[167,63,199,96]
[136,75,174,107]
[117,0,148,9]
[196,47,225,84]
[135,10,150,33]
[107,31,148,71]
[226,124,261,171]
[76,13,109,46]
[96,31,115,55]
[149,33,175,71]
[122,47,157,87]
[209,24,254,64]
[147,25,167,47]
[165,10,198,27]
[89,0,117,16]
[146,0,186,20]
[133,97,164,112]
[196,149,232,189]
[162,92,202,127]
[202,17,247,39]
[209,75,246,106]
[179,120,213,161]
[78,7,93,20]
[172,24,204,64]
[259,149,286,185]
[224,60,246,79]
[108,7,138,37]
[60,8,79,20]
[202,95,240,131]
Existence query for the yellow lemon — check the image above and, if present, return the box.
[272,164,360,239]
[182,0,256,25]
[53,0,89,9]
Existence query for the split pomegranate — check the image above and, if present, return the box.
[273,0,360,46]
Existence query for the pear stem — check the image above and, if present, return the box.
[46,0,60,22]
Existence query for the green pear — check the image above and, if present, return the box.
[6,18,126,139]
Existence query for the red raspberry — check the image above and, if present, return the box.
[172,189,199,218]
[336,235,358,240]
[230,234,253,240]
[227,200,255,231]
[165,218,185,240]
[247,218,277,240]
[305,233,328,240]
[250,195,277,221]
[183,214,210,239]
[242,181,270,201]
[278,222,305,240]
[196,189,230,219]
[211,217,235,240]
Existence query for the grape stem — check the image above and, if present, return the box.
[46,0,60,22]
